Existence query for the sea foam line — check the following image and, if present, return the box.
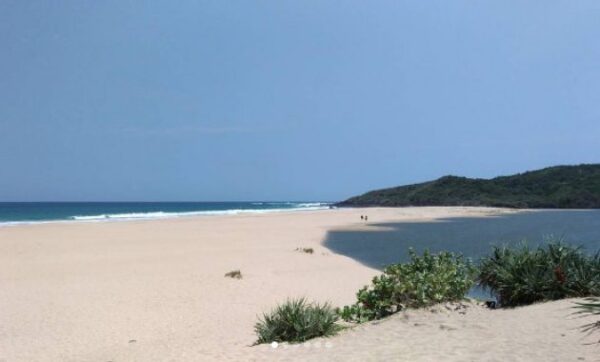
[71,206,330,221]
[0,204,332,227]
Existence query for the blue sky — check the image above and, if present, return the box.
[1,1,599,201]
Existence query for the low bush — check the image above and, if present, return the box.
[478,242,600,307]
[255,298,341,344]
[338,249,477,323]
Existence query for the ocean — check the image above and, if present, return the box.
[0,202,331,226]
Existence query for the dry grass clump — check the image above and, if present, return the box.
[225,270,242,279]
[295,247,314,254]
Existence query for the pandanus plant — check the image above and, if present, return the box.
[478,241,600,307]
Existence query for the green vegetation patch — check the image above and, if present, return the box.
[339,249,477,323]
[337,164,600,208]
[255,298,341,344]
[478,242,600,307]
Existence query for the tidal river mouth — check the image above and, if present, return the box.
[324,209,600,270]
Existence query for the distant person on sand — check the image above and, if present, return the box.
[365,215,368,221]
[360,215,364,220]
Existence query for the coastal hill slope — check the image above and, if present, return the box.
[337,164,600,208]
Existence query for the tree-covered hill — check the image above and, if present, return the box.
[337,164,600,209]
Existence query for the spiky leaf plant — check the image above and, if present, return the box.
[575,298,600,335]
[255,298,341,344]
[478,242,600,307]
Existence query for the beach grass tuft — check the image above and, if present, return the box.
[255,298,341,344]
[478,241,600,307]
[225,270,242,279]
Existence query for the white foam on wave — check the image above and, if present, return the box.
[72,212,172,220]
[70,207,331,221]
[72,215,108,220]
[295,202,329,208]
[0,203,332,227]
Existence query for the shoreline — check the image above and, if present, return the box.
[0,204,523,229]
[8,203,599,230]
[0,205,334,228]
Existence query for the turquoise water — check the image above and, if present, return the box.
[0,202,331,225]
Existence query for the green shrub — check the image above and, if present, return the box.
[338,249,477,323]
[255,298,341,344]
[478,242,600,307]
[574,297,600,334]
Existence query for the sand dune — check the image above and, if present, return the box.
[250,298,599,362]
[1,207,597,361]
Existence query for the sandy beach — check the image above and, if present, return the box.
[1,207,598,361]
[251,298,599,362]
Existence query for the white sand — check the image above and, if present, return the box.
[251,299,599,362]
[0,207,597,361]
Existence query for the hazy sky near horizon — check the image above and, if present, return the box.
[1,1,599,201]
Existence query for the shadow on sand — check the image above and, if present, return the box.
[324,210,600,271]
